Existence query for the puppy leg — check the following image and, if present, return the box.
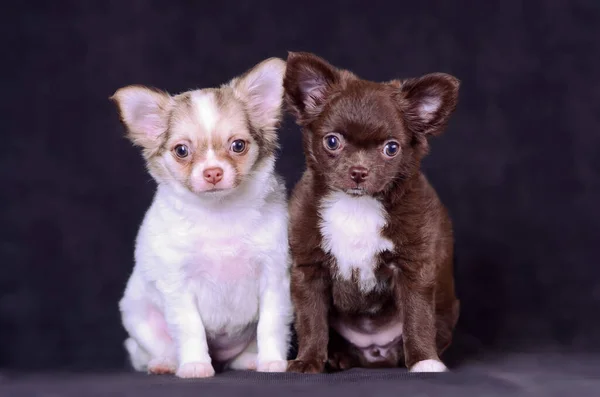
[160,290,215,378]
[399,280,448,373]
[124,337,151,372]
[435,299,460,355]
[287,265,330,374]
[120,296,177,374]
[325,330,356,372]
[228,339,258,371]
[255,252,293,373]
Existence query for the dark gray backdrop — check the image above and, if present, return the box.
[1,0,599,370]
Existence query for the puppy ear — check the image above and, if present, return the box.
[284,51,341,124]
[232,57,286,131]
[110,85,173,149]
[397,73,459,137]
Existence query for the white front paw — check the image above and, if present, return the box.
[410,359,448,373]
[228,352,258,371]
[176,362,215,378]
[257,360,287,373]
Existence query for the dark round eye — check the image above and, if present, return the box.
[383,141,400,157]
[324,134,341,151]
[174,144,189,158]
[230,139,246,153]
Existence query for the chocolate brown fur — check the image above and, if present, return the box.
[284,52,460,373]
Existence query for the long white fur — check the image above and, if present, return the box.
[117,59,292,378]
[120,157,292,377]
[318,191,394,293]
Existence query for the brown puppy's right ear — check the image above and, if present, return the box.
[110,85,173,150]
[283,52,341,125]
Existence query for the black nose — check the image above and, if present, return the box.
[349,166,369,184]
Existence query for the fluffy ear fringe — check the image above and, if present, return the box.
[283,51,341,125]
[110,85,172,150]
[397,73,460,137]
[232,57,286,130]
[231,57,286,152]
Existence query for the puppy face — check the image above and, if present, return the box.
[284,52,459,196]
[111,58,286,196]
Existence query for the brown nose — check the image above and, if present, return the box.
[203,167,223,185]
[349,166,369,184]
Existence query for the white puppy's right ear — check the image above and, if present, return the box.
[110,85,173,149]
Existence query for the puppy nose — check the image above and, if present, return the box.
[349,166,369,184]
[203,167,223,184]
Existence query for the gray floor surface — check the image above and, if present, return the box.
[2,353,599,396]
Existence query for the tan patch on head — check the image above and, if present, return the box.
[118,57,286,195]
[151,88,260,193]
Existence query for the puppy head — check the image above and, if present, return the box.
[284,52,459,196]
[111,57,286,196]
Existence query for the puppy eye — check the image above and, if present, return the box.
[230,139,247,154]
[174,144,189,158]
[323,134,343,152]
[383,141,400,157]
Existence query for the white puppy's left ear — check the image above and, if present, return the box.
[396,73,460,138]
[232,57,286,131]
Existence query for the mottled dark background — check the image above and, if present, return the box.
[1,0,599,371]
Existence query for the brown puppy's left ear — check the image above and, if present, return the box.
[396,73,460,137]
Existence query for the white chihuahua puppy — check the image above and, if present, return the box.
[111,58,292,378]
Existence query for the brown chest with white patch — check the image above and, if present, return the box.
[284,52,460,373]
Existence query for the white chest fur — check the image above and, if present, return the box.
[135,173,287,334]
[318,191,394,293]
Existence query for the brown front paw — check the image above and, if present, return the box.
[326,351,355,372]
[287,359,325,374]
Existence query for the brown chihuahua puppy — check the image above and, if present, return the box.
[284,52,460,373]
